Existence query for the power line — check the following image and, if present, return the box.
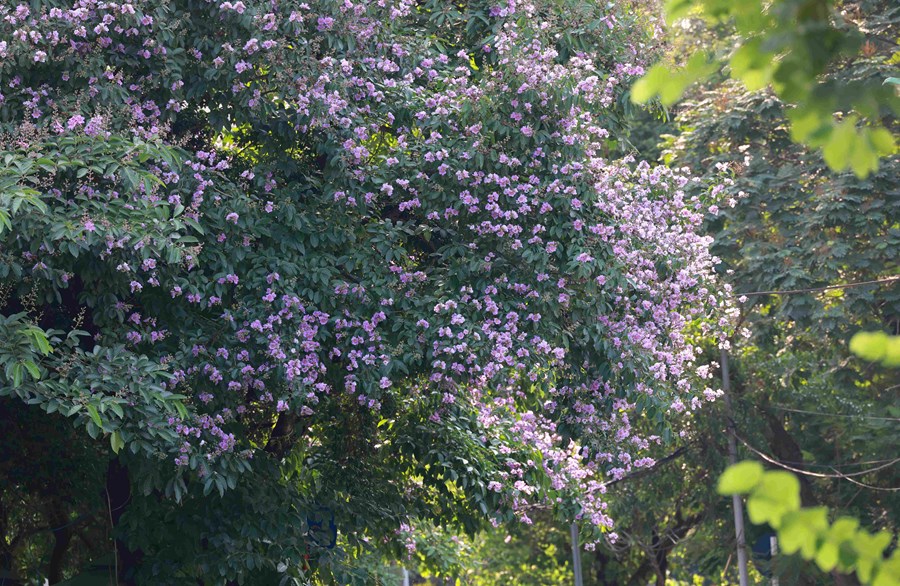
[770,404,900,422]
[737,275,900,298]
[730,430,900,492]
[733,397,900,429]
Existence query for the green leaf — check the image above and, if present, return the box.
[87,404,103,428]
[717,460,764,494]
[746,470,801,528]
[0,210,12,234]
[779,507,828,557]
[630,64,669,104]
[11,362,24,387]
[729,39,773,91]
[110,431,124,454]
[815,540,839,572]
[109,402,125,418]
[788,107,826,144]
[665,0,695,23]
[22,360,40,380]
[849,331,890,362]
[829,517,860,542]
[26,327,52,355]
[822,119,855,172]
[173,401,189,420]
[869,128,896,155]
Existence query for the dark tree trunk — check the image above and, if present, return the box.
[760,405,817,506]
[651,530,668,586]
[593,548,626,586]
[625,558,654,586]
[265,413,307,457]
[47,505,72,584]
[106,459,141,585]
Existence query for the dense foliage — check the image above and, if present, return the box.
[446,1,900,583]
[0,0,734,583]
[565,0,900,583]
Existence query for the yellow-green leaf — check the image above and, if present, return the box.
[816,541,839,572]
[822,119,855,172]
[110,431,124,454]
[717,460,764,495]
[87,404,103,428]
[850,331,889,362]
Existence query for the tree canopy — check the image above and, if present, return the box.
[2,0,897,584]
[0,0,734,583]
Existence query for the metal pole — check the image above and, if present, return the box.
[770,535,779,586]
[570,522,584,586]
[722,348,750,586]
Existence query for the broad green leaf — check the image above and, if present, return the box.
[788,107,825,143]
[869,128,896,155]
[717,460,764,495]
[882,336,900,367]
[22,360,40,380]
[11,362,24,387]
[110,431,124,454]
[746,470,801,528]
[664,0,695,23]
[829,517,860,542]
[871,556,900,586]
[849,130,884,178]
[87,404,103,428]
[631,65,669,104]
[729,39,774,91]
[0,210,11,234]
[109,402,125,418]
[815,541,839,572]
[854,530,893,560]
[822,119,856,172]
[779,507,828,557]
[850,331,890,362]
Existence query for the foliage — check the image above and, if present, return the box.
[719,461,900,585]
[464,513,572,586]
[540,1,900,584]
[632,0,900,176]
[0,0,731,582]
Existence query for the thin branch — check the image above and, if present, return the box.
[603,445,689,489]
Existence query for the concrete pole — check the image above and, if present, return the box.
[721,348,750,586]
[770,535,779,586]
[570,522,584,586]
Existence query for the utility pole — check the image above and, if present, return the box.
[721,348,750,586]
[770,535,779,586]
[570,522,584,586]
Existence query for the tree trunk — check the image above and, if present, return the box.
[760,405,817,506]
[265,413,301,457]
[106,459,141,585]
[47,504,72,584]
[652,530,668,586]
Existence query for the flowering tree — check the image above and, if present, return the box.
[0,0,733,582]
